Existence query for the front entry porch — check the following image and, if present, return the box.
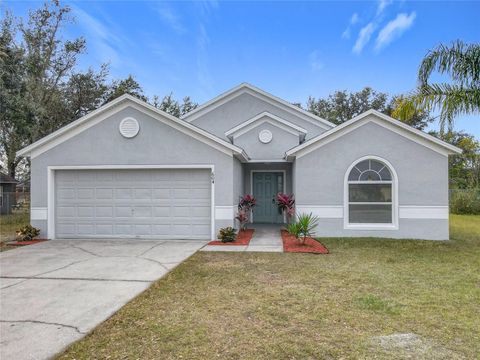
[242,162,292,225]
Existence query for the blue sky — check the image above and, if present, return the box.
[4,0,480,136]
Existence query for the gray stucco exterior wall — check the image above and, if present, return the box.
[30,106,236,238]
[190,93,328,141]
[294,121,450,240]
[233,122,300,160]
[25,88,455,242]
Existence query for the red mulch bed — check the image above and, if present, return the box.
[208,229,254,245]
[8,239,48,247]
[281,230,329,254]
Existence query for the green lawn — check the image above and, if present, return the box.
[54,215,479,358]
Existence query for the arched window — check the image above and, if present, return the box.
[345,157,397,228]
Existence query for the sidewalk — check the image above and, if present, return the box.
[201,224,283,252]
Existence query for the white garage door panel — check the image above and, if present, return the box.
[55,169,211,239]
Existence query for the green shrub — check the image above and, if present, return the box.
[450,189,480,215]
[16,224,40,241]
[287,213,319,244]
[217,227,237,243]
[286,222,302,239]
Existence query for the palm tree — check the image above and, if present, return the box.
[393,40,480,132]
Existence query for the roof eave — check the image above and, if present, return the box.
[285,109,464,157]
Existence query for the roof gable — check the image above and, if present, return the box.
[225,112,307,140]
[182,83,335,130]
[285,109,462,158]
[17,95,249,161]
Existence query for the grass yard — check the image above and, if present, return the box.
[0,211,29,252]
[55,215,479,358]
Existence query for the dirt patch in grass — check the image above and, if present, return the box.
[58,215,479,359]
[371,333,461,359]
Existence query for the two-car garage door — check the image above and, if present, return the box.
[55,169,211,239]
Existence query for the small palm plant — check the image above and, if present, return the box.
[287,213,319,245]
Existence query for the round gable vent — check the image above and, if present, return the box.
[119,117,140,138]
[258,129,273,144]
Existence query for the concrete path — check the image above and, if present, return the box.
[202,224,283,252]
[0,239,206,360]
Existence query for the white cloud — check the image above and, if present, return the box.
[309,50,324,71]
[342,12,360,39]
[72,6,123,66]
[350,13,359,25]
[156,4,187,34]
[377,0,393,16]
[353,22,375,54]
[375,12,416,50]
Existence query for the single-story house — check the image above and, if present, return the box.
[17,83,462,240]
[0,172,18,215]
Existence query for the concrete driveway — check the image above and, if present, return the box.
[0,239,206,360]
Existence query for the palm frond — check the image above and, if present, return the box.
[417,83,480,131]
[418,40,480,88]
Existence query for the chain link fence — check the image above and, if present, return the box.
[1,191,30,215]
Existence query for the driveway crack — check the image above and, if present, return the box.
[0,320,86,334]
[137,241,166,256]
[136,256,169,271]
[0,278,29,290]
[69,245,101,257]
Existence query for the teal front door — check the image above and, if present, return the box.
[252,172,284,223]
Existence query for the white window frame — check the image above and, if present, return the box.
[343,156,398,230]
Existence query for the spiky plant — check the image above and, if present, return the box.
[286,213,320,245]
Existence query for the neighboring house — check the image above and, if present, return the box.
[17,83,461,240]
[0,172,18,215]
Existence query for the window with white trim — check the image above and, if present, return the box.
[347,159,393,225]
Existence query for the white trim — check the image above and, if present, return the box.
[258,129,273,144]
[232,119,305,140]
[399,206,449,219]
[215,206,235,220]
[31,207,48,220]
[211,171,215,239]
[344,156,399,230]
[295,205,343,218]
[295,205,450,220]
[47,165,215,240]
[182,83,334,129]
[250,169,287,223]
[47,165,216,170]
[285,109,462,158]
[225,111,307,138]
[48,168,55,239]
[119,117,140,138]
[18,95,248,161]
[248,159,291,163]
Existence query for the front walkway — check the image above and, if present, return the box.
[202,224,283,252]
[0,239,206,360]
